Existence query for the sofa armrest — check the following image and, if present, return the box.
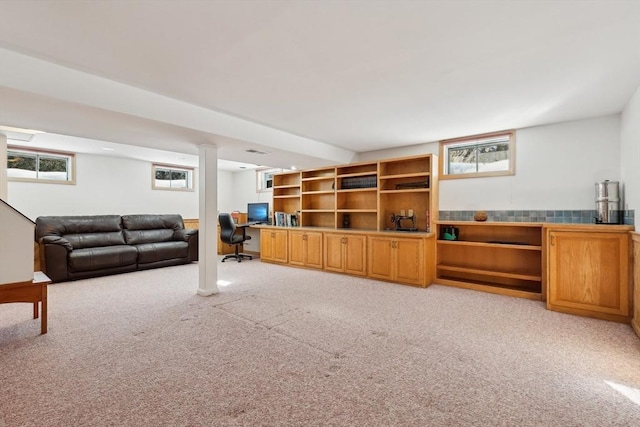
[174,228,198,242]
[40,235,73,251]
[38,236,73,282]
[174,229,198,261]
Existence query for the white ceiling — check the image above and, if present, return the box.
[0,1,639,170]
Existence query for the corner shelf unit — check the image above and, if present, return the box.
[435,221,543,300]
[271,154,438,232]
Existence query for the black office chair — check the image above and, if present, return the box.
[218,213,253,262]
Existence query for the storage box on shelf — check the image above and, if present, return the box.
[435,221,543,300]
[545,224,633,323]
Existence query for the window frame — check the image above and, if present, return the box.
[152,163,195,191]
[256,167,281,193]
[7,146,76,185]
[439,130,515,180]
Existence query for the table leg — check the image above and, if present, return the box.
[41,284,47,334]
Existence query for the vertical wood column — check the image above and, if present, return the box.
[197,144,219,296]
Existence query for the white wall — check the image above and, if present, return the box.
[620,85,640,212]
[357,115,621,210]
[7,153,201,220]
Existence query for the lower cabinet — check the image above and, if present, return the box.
[260,229,288,264]
[546,225,633,323]
[324,232,367,276]
[632,232,640,338]
[368,235,426,287]
[288,230,323,269]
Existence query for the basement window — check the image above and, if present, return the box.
[7,147,75,184]
[439,131,515,179]
[152,164,194,191]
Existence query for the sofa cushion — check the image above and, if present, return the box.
[68,245,138,272]
[122,214,184,244]
[36,215,125,249]
[135,241,189,264]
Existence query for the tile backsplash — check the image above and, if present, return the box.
[438,210,635,225]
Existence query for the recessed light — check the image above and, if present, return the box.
[290,166,298,170]
[101,147,115,151]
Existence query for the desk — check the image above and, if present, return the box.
[0,272,51,334]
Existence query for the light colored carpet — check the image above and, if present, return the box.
[1,259,639,426]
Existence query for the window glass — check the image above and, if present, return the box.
[7,148,74,183]
[152,165,194,190]
[440,132,514,179]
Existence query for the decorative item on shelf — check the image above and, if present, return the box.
[390,213,417,232]
[343,214,350,229]
[441,226,459,241]
[474,211,488,221]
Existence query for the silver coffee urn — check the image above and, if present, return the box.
[595,180,621,224]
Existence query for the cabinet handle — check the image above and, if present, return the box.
[342,237,347,244]
[550,234,555,246]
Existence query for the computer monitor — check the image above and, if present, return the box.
[247,202,269,224]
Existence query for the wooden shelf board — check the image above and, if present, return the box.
[301,209,335,213]
[337,171,378,178]
[435,276,542,301]
[301,176,335,182]
[337,209,377,213]
[437,240,542,251]
[273,195,301,199]
[379,172,430,180]
[434,221,543,227]
[436,264,542,282]
[273,184,300,189]
[379,188,430,194]
[337,188,377,193]
[302,190,335,195]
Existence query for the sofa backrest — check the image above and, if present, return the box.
[121,214,184,245]
[36,215,126,249]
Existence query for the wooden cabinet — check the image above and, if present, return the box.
[289,230,323,269]
[260,228,288,264]
[632,232,640,338]
[324,232,367,276]
[435,222,543,300]
[546,225,633,323]
[368,235,426,287]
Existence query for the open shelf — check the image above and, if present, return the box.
[435,221,543,299]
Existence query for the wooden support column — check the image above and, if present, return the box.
[197,144,219,296]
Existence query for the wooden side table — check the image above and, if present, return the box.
[0,272,51,334]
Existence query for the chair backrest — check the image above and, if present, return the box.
[218,213,237,244]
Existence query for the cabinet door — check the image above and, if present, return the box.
[305,231,324,269]
[273,230,289,263]
[260,229,274,261]
[324,233,345,273]
[548,231,629,318]
[395,237,425,286]
[288,231,305,266]
[344,234,367,276]
[368,237,393,281]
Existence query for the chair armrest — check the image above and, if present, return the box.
[174,228,198,242]
[39,235,73,252]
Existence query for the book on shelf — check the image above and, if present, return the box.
[274,211,298,227]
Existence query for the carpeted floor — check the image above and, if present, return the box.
[1,259,639,426]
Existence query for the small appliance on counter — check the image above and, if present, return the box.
[594,180,622,224]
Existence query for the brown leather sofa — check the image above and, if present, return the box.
[36,214,198,283]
